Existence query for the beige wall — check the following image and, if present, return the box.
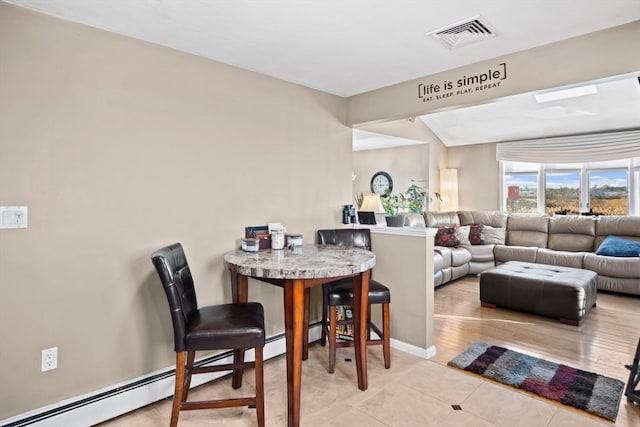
[346,21,640,126]
[370,232,434,351]
[353,144,429,203]
[448,143,500,211]
[353,119,446,210]
[0,4,350,418]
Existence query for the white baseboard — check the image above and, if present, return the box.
[1,325,434,426]
[390,338,437,359]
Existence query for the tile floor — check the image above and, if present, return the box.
[99,342,640,426]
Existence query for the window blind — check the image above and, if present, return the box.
[496,129,640,163]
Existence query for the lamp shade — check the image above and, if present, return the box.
[439,169,459,211]
[360,193,385,213]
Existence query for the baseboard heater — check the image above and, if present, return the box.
[2,328,302,427]
[2,323,434,426]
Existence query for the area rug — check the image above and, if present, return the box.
[448,342,625,421]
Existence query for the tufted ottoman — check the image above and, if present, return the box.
[480,261,597,326]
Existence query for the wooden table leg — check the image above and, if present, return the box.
[230,272,248,389]
[283,279,305,427]
[351,270,370,391]
[302,287,310,361]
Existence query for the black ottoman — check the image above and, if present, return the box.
[480,261,597,326]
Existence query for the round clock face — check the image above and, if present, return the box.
[370,171,393,194]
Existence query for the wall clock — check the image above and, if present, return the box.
[370,171,393,194]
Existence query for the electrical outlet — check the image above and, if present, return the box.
[41,347,58,372]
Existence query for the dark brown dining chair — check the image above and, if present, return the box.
[316,229,391,373]
[626,336,640,405]
[151,243,265,427]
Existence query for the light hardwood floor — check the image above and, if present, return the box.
[432,276,640,382]
[99,276,640,426]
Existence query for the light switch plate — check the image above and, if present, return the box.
[0,206,28,229]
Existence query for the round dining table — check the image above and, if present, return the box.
[223,244,376,427]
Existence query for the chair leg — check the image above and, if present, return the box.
[320,286,328,346]
[171,352,186,427]
[382,303,391,369]
[183,351,196,402]
[232,349,245,389]
[328,305,337,373]
[626,337,640,403]
[254,347,265,427]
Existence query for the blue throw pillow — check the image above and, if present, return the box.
[595,235,640,257]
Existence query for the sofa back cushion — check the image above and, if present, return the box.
[547,216,596,252]
[425,211,460,228]
[405,212,426,227]
[458,211,508,228]
[595,216,640,249]
[505,214,549,247]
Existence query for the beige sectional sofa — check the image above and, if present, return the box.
[420,211,640,296]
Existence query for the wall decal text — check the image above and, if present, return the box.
[418,62,508,102]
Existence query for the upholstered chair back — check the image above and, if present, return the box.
[316,228,372,251]
[151,243,198,353]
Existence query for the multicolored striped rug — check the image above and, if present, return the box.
[448,342,625,421]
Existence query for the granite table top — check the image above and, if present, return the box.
[223,244,376,279]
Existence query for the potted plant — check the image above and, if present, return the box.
[404,184,442,213]
[381,190,407,227]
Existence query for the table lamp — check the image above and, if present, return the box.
[359,193,386,225]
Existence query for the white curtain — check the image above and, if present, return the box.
[496,129,640,163]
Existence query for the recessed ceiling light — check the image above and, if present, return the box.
[534,85,598,103]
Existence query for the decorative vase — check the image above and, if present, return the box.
[385,215,405,227]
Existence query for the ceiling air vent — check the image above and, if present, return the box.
[428,16,496,49]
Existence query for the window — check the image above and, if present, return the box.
[501,158,639,215]
[544,171,580,215]
[505,173,538,213]
[588,169,628,215]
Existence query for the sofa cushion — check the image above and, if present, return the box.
[425,211,460,228]
[584,252,640,278]
[435,226,459,247]
[547,216,596,252]
[433,251,444,272]
[506,214,549,247]
[434,247,452,268]
[494,245,538,263]
[595,216,640,249]
[450,247,472,265]
[454,225,471,245]
[462,244,496,262]
[536,248,585,269]
[458,210,508,228]
[405,212,426,227]
[595,235,640,257]
[468,224,484,245]
[483,225,506,245]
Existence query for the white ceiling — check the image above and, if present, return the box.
[5,0,640,147]
[419,75,640,146]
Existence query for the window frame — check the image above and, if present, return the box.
[500,158,639,215]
